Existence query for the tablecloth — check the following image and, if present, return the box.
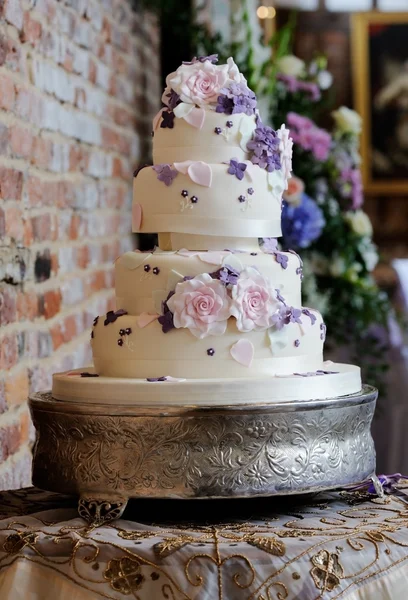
[1,486,408,600]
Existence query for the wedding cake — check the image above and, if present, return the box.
[52,56,362,405]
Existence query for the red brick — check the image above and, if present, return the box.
[0,167,23,200]
[0,122,9,154]
[50,323,64,350]
[89,58,97,84]
[22,12,42,45]
[0,333,18,370]
[0,75,16,110]
[4,205,24,241]
[42,289,61,319]
[15,85,42,123]
[16,289,38,321]
[31,213,58,242]
[0,285,17,326]
[62,314,77,343]
[4,369,29,408]
[32,136,51,169]
[9,124,34,159]
[77,245,89,268]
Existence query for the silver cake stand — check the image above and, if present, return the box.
[29,386,378,525]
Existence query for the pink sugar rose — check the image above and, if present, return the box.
[167,273,231,339]
[231,268,279,332]
[167,62,229,107]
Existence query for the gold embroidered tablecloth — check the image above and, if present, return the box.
[1,487,408,600]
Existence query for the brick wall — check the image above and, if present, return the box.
[0,0,160,490]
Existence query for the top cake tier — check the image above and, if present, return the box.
[133,56,293,243]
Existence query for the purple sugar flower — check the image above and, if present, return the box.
[271,305,290,330]
[277,74,321,102]
[216,94,234,114]
[158,291,175,333]
[104,309,127,326]
[210,265,240,285]
[275,252,289,270]
[152,164,178,186]
[183,54,218,65]
[80,372,99,377]
[160,110,175,129]
[146,376,168,382]
[301,308,317,325]
[281,193,325,250]
[247,117,281,172]
[275,289,287,305]
[288,307,302,324]
[227,159,247,180]
[165,89,180,110]
[262,238,278,253]
[216,82,257,116]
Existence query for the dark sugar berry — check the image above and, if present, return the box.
[144,264,151,272]
[190,195,198,204]
[238,195,246,203]
[181,189,188,197]
[119,329,125,336]
[226,120,233,128]
[153,267,160,275]
[207,348,215,356]
[214,127,222,134]
[118,339,123,346]
[125,328,132,335]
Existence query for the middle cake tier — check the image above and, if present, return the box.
[115,248,303,315]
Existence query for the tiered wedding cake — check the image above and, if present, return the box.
[52,56,361,404]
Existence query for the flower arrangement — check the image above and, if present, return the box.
[265,52,391,389]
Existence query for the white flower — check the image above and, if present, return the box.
[330,256,346,277]
[332,106,362,135]
[345,210,373,237]
[165,61,229,107]
[277,55,305,78]
[277,124,293,182]
[226,57,246,84]
[359,240,379,272]
[317,70,333,90]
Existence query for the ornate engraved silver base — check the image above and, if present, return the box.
[29,386,377,524]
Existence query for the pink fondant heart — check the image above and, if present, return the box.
[132,203,143,231]
[173,160,193,175]
[137,313,159,328]
[152,109,163,131]
[230,339,254,368]
[188,161,212,187]
[184,107,206,129]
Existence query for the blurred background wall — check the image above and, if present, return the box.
[0,0,160,489]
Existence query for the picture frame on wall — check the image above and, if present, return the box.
[352,12,408,195]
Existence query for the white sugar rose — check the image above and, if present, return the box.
[167,273,231,339]
[166,62,228,107]
[231,267,279,332]
[332,106,362,135]
[277,55,305,78]
[345,210,373,237]
[226,57,246,84]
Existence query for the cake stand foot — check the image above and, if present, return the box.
[78,496,128,526]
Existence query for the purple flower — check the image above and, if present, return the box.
[271,305,302,330]
[165,89,180,110]
[275,252,289,270]
[227,159,247,180]
[338,166,363,210]
[160,110,175,129]
[158,291,175,333]
[281,193,325,250]
[104,309,127,326]
[262,238,278,253]
[275,289,286,305]
[152,164,178,186]
[80,372,99,377]
[183,54,218,65]
[288,307,302,324]
[277,74,321,102]
[210,265,240,286]
[247,117,281,172]
[301,308,317,325]
[287,112,331,162]
[146,376,168,382]
[216,94,234,114]
[216,82,257,116]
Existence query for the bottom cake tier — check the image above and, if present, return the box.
[52,361,361,404]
